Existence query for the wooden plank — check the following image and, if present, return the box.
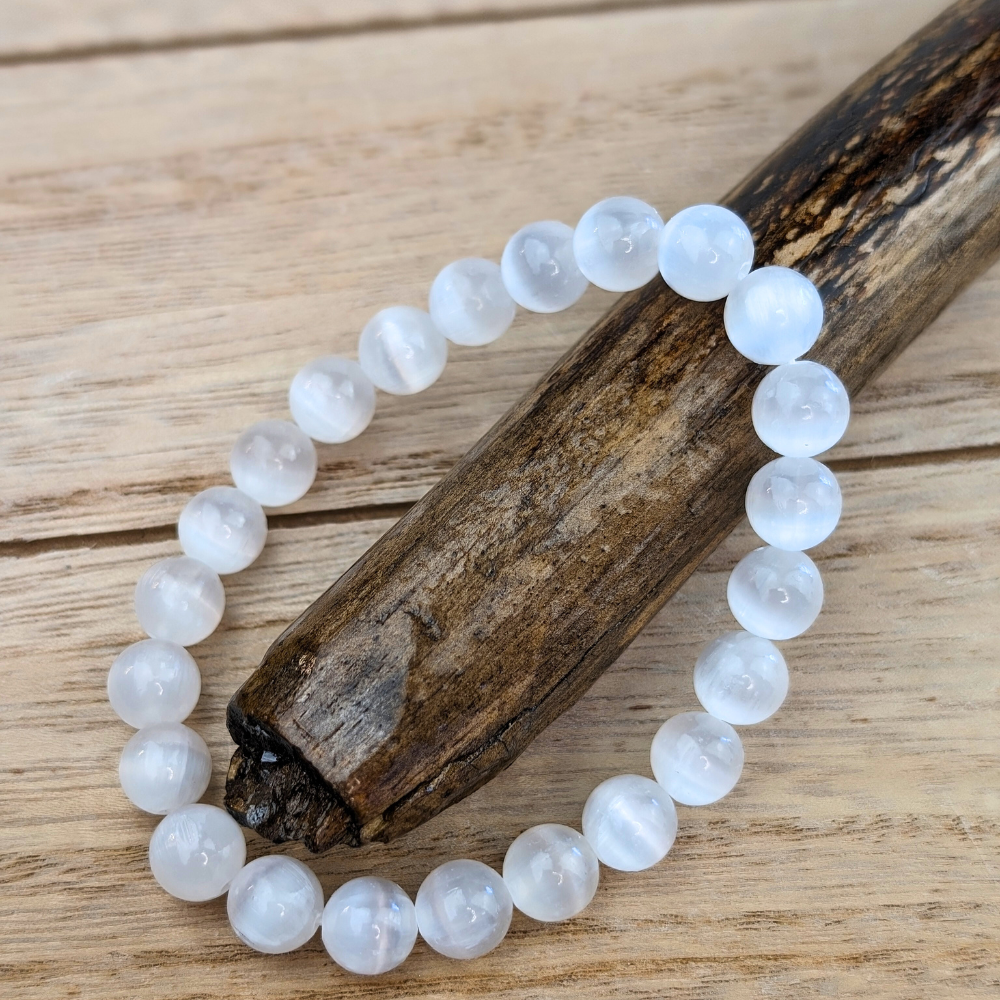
[0,0,966,544]
[2,455,998,998]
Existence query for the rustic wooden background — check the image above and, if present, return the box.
[2,0,998,997]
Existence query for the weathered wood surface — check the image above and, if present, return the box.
[1,0,998,998]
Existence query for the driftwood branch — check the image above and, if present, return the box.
[225,0,1000,851]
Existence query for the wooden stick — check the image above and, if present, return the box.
[225,0,1000,851]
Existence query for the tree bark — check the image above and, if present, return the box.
[226,0,1000,851]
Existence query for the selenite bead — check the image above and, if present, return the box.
[415,859,513,960]
[178,486,267,575]
[428,258,517,346]
[752,360,851,457]
[134,556,225,647]
[746,456,842,550]
[107,639,201,728]
[572,196,664,292]
[321,877,417,975]
[582,774,678,871]
[289,355,376,444]
[500,220,589,313]
[358,305,448,395]
[724,266,824,363]
[693,630,789,725]
[149,803,246,902]
[230,419,318,507]
[657,204,754,301]
[227,856,325,954]
[727,545,824,640]
[502,824,599,922]
[650,711,744,806]
[119,722,212,814]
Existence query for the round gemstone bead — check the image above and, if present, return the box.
[746,456,842,550]
[581,774,678,872]
[724,266,823,363]
[500,220,589,313]
[502,824,599,922]
[227,856,325,954]
[650,712,744,806]
[428,258,516,346]
[118,722,212,815]
[693,630,789,725]
[358,305,448,395]
[573,196,664,292]
[178,486,267,575]
[728,545,824,640]
[415,859,513,960]
[134,555,225,647]
[321,877,417,975]
[657,204,754,301]
[752,360,851,457]
[230,419,318,508]
[107,639,201,728]
[149,803,246,902]
[288,355,376,444]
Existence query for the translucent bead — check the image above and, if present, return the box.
[500,220,589,313]
[724,266,823,364]
[149,803,246,902]
[693,631,789,725]
[582,774,678,872]
[657,204,754,301]
[289,355,376,443]
[134,556,225,647]
[118,722,212,815]
[728,545,824,640]
[321,877,417,975]
[428,258,516,346]
[573,196,664,292]
[752,360,850,457]
[178,486,267,575]
[746,456,842,550]
[502,824,599,922]
[107,639,201,728]
[230,419,317,507]
[415,859,513,960]
[358,306,448,395]
[227,856,324,954]
[650,712,744,806]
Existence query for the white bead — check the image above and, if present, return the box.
[227,856,324,954]
[118,722,212,815]
[724,266,823,364]
[650,712,744,806]
[230,419,317,508]
[752,360,850,457]
[746,456,842,550]
[149,803,246,902]
[429,258,516,346]
[289,356,376,443]
[693,631,789,725]
[728,545,824,640]
[573,196,664,292]
[582,774,678,872]
[107,639,201,728]
[321,877,417,975]
[657,204,754,301]
[178,486,267,575]
[500,221,589,312]
[415,859,513,960]
[134,556,225,647]
[502,824,599,922]
[358,306,448,395]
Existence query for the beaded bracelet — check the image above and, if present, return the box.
[107,196,850,973]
